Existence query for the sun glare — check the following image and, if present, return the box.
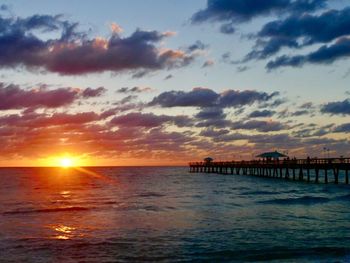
[60,158,74,168]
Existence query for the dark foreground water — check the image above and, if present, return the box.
[1,167,350,262]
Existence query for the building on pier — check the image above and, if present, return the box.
[256,151,288,162]
[204,157,213,164]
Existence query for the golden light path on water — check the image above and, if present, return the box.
[47,165,119,240]
[53,225,76,240]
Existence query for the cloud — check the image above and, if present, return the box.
[244,8,350,62]
[149,88,219,108]
[199,128,230,137]
[0,4,9,11]
[110,22,123,34]
[219,90,278,107]
[191,0,326,31]
[291,110,310,116]
[195,107,226,120]
[0,13,197,75]
[149,87,278,108]
[46,30,196,75]
[81,87,106,98]
[110,112,193,128]
[321,99,350,115]
[2,86,75,109]
[196,118,232,128]
[334,123,350,133]
[234,6,350,69]
[248,110,275,118]
[220,23,235,34]
[186,40,208,52]
[237,66,249,72]
[164,74,173,80]
[202,59,215,68]
[300,102,313,109]
[232,120,288,132]
[266,37,350,69]
[116,86,153,94]
[0,83,104,110]
[0,112,101,128]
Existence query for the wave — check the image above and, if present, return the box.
[258,196,330,205]
[335,194,350,201]
[186,246,350,261]
[241,190,278,195]
[135,192,165,198]
[3,206,92,215]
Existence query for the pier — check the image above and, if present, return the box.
[189,157,350,184]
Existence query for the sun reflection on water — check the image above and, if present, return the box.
[53,225,76,240]
[59,190,71,198]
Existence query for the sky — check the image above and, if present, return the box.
[0,0,349,166]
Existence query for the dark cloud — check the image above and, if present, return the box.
[0,112,101,128]
[199,128,230,137]
[219,90,278,107]
[334,123,350,133]
[259,8,350,44]
[248,110,275,118]
[221,52,232,62]
[321,99,350,115]
[220,23,235,34]
[232,120,288,132]
[264,98,288,108]
[100,102,144,119]
[196,118,232,128]
[0,13,197,75]
[244,37,299,62]
[300,102,313,109]
[267,37,350,69]
[266,54,305,69]
[291,110,310,116]
[312,128,328,137]
[82,87,106,98]
[45,30,196,75]
[149,88,219,108]
[186,40,208,52]
[150,87,278,109]
[195,107,226,120]
[116,86,153,94]
[191,0,326,30]
[110,112,193,128]
[237,66,249,72]
[0,4,8,11]
[0,83,103,110]
[0,85,76,110]
[232,6,350,70]
[243,7,350,62]
[164,74,173,80]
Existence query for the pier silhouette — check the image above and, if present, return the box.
[189,156,350,184]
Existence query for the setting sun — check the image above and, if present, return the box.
[59,158,74,168]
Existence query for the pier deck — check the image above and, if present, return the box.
[189,157,350,184]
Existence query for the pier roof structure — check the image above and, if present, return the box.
[256,151,287,159]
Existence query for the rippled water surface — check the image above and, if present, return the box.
[1,167,350,262]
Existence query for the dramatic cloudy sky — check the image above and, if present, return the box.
[0,0,349,166]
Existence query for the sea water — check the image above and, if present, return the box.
[1,167,350,262]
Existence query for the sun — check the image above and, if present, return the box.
[59,157,74,168]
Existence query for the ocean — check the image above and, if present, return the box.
[1,166,350,262]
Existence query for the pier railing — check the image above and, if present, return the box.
[189,157,350,184]
[189,157,350,166]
